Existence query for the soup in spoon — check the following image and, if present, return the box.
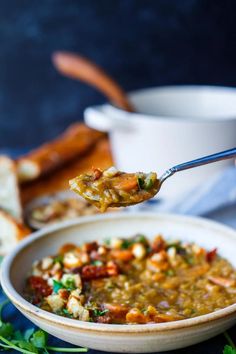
[69,167,160,212]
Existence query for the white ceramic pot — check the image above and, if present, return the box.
[84,86,236,200]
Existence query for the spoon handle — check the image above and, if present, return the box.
[160,147,236,183]
[52,52,135,112]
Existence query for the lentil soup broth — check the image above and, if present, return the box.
[24,234,236,324]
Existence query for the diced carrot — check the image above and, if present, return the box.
[114,175,138,191]
[126,308,147,324]
[59,243,76,254]
[187,264,210,277]
[104,303,129,318]
[110,249,134,261]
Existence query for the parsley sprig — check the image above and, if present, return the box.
[92,309,109,317]
[223,332,236,353]
[0,299,87,353]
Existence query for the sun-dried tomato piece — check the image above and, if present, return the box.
[81,265,106,280]
[82,242,98,253]
[152,235,166,253]
[206,248,217,263]
[92,168,103,180]
[81,262,119,280]
[28,276,52,297]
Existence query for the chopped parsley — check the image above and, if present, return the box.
[63,277,76,291]
[93,309,109,317]
[53,254,63,265]
[165,269,175,277]
[137,176,145,190]
[92,260,103,266]
[53,278,76,293]
[53,280,64,293]
[121,239,134,249]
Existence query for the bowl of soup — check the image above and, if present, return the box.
[1,213,236,352]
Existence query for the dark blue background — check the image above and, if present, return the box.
[0,0,236,148]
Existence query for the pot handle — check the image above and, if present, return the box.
[84,106,134,132]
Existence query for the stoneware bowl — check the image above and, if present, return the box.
[85,85,236,201]
[1,213,236,353]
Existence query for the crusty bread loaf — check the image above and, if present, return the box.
[0,156,22,221]
[0,209,30,255]
[17,123,104,183]
[21,137,113,206]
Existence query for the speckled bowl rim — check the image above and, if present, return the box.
[2,212,236,334]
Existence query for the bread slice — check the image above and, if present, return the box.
[17,123,104,183]
[0,156,22,221]
[0,210,30,255]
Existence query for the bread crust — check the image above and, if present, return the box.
[0,155,23,221]
[0,209,30,255]
[17,124,104,183]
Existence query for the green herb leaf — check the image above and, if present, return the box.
[144,177,154,190]
[185,256,195,265]
[31,329,47,349]
[63,278,76,291]
[0,299,88,354]
[121,239,134,249]
[137,177,145,190]
[134,234,148,244]
[52,280,64,293]
[93,309,109,317]
[15,340,38,353]
[23,328,35,341]
[223,345,236,354]
[224,332,236,351]
[53,255,63,265]
[14,329,24,340]
[0,299,10,323]
[104,238,111,246]
[92,260,103,266]
[165,269,175,277]
[62,309,72,318]
[0,322,14,338]
[47,346,87,352]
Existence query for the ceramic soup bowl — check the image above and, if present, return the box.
[1,213,236,353]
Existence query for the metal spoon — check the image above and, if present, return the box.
[159,147,236,188]
[70,147,236,211]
